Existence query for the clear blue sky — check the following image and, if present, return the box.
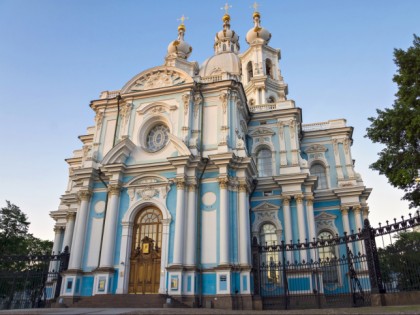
[0,0,419,241]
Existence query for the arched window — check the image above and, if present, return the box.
[247,61,253,83]
[260,224,279,283]
[318,230,339,285]
[257,148,273,177]
[265,59,273,78]
[310,164,328,189]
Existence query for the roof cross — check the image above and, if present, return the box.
[252,1,260,12]
[177,14,189,25]
[221,2,232,14]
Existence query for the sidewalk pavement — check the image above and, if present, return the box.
[1,305,420,315]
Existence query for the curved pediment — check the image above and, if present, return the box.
[249,127,275,137]
[304,144,328,154]
[101,138,136,165]
[121,66,194,94]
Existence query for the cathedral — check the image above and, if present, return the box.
[49,6,371,309]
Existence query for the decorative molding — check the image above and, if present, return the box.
[249,127,275,137]
[252,202,278,212]
[129,70,187,92]
[315,211,338,235]
[182,93,190,116]
[304,144,328,154]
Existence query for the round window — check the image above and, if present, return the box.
[146,124,170,152]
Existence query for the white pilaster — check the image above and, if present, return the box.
[62,213,75,252]
[99,184,121,268]
[68,190,91,270]
[282,196,293,263]
[185,183,197,266]
[306,196,316,260]
[116,222,133,294]
[295,195,307,262]
[219,177,230,265]
[341,206,350,234]
[353,205,364,255]
[172,179,186,265]
[238,183,250,266]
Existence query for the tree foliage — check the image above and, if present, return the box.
[379,231,420,291]
[366,35,420,208]
[0,201,53,260]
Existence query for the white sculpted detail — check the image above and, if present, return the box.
[129,70,186,91]
[126,176,172,207]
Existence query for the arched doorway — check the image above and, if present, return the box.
[128,207,162,294]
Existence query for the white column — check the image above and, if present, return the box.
[306,196,316,260]
[185,183,197,266]
[238,183,250,266]
[341,206,350,234]
[49,227,63,273]
[172,179,186,265]
[99,184,121,268]
[362,206,369,222]
[282,196,293,263]
[68,190,91,270]
[116,222,132,294]
[219,177,230,265]
[295,195,307,262]
[62,213,75,252]
[354,205,364,255]
[51,227,62,255]
[160,218,171,294]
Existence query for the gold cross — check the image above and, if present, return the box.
[221,2,232,14]
[177,14,189,25]
[252,1,260,12]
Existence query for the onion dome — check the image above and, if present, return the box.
[199,10,241,77]
[246,11,271,45]
[167,18,192,59]
[214,13,240,55]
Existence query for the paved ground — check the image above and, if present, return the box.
[1,305,420,315]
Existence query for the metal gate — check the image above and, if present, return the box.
[252,211,420,310]
[0,248,69,310]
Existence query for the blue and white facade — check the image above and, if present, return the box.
[50,10,371,308]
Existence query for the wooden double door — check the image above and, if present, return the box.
[128,207,162,294]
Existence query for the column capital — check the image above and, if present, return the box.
[306,196,314,207]
[281,195,291,206]
[218,177,229,189]
[175,178,186,190]
[66,212,76,221]
[187,183,197,192]
[53,226,63,233]
[353,205,361,213]
[238,183,248,193]
[294,194,304,204]
[78,189,92,201]
[108,184,121,196]
[340,206,349,215]
[363,206,369,215]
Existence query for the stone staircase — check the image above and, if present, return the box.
[69,294,187,308]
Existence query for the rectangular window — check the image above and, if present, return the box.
[263,190,273,196]
[219,275,227,291]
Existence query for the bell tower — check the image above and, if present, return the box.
[239,5,288,106]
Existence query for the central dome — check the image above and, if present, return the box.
[199,52,241,77]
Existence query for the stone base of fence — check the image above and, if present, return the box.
[371,291,420,307]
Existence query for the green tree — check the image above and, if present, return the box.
[366,35,420,208]
[379,232,420,291]
[0,201,53,260]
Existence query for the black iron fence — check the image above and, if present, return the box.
[252,211,420,310]
[0,248,69,310]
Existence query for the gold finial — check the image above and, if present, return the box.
[221,2,232,15]
[252,1,260,12]
[177,14,188,31]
